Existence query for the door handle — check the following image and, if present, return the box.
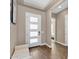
[38,31,40,35]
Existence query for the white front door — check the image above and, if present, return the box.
[26,12,41,47]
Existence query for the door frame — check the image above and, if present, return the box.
[50,14,57,43]
[51,17,56,42]
[25,12,41,47]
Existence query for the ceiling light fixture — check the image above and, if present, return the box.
[58,6,62,8]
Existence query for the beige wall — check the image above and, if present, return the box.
[46,9,57,46]
[46,9,68,46]
[10,23,16,57]
[10,0,17,57]
[56,9,68,44]
[16,5,47,45]
[46,9,51,46]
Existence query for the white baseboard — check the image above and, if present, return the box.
[40,43,46,46]
[45,43,52,48]
[40,42,68,49]
[40,43,52,48]
[56,41,68,46]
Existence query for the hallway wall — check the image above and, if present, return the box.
[16,5,47,45]
[10,0,18,57]
[10,23,16,56]
[46,9,51,46]
[56,9,68,44]
[46,9,68,46]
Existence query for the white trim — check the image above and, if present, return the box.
[51,0,64,10]
[65,15,68,46]
[56,41,68,46]
[45,43,52,48]
[40,41,68,49]
[39,43,46,46]
[40,43,52,48]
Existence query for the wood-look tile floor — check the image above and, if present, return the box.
[29,42,68,59]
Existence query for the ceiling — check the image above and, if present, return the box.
[51,0,68,14]
[17,0,60,11]
[24,0,52,9]
[17,0,67,12]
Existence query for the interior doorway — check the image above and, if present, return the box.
[51,14,56,44]
[26,12,41,48]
